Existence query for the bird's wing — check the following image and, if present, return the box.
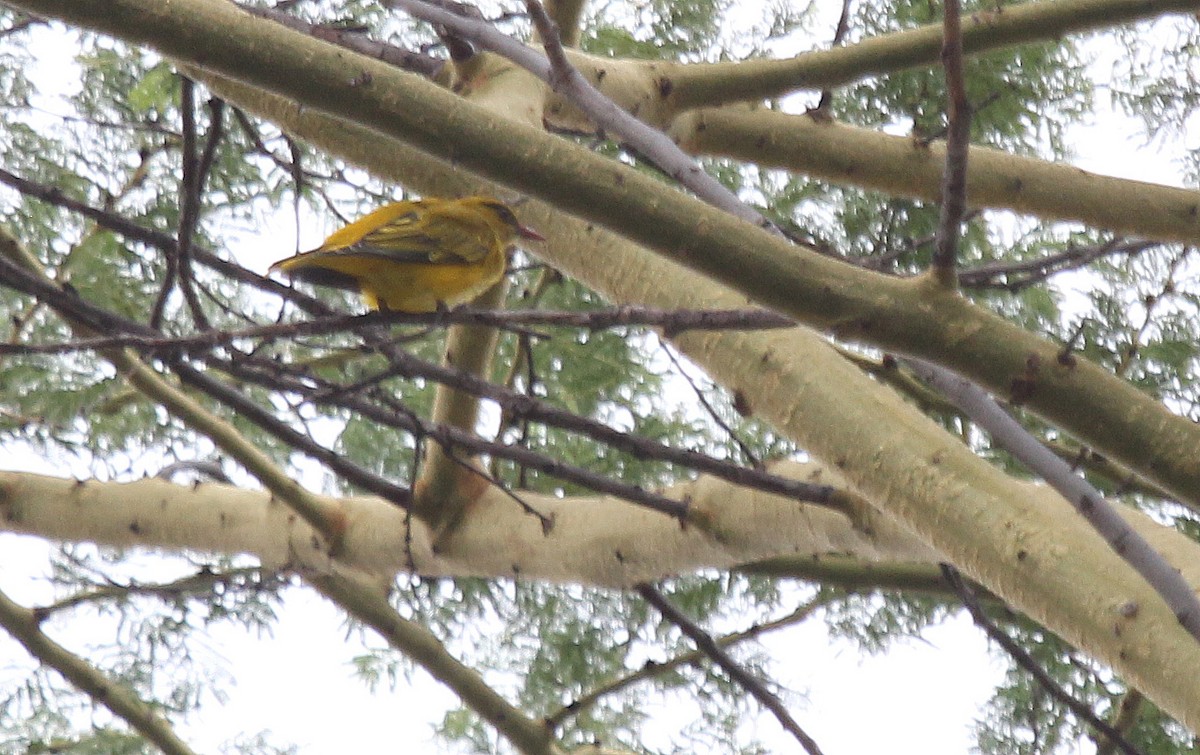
[351,215,492,265]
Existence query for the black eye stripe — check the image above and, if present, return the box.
[480,200,518,227]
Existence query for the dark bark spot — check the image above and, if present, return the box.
[732,390,752,417]
[1009,377,1036,404]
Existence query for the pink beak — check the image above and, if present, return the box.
[517,224,545,241]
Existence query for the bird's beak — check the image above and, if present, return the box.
[517,224,545,241]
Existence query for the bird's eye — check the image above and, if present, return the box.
[492,205,517,225]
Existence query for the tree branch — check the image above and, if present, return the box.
[912,361,1200,643]
[940,565,1145,755]
[392,0,773,232]
[930,0,969,283]
[635,583,825,755]
[310,572,559,755]
[671,108,1200,248]
[664,0,1200,109]
[547,593,831,730]
[0,587,199,755]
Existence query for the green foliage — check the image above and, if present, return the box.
[822,591,951,653]
[839,0,1090,155]
[583,0,727,61]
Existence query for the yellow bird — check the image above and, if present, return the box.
[270,196,543,312]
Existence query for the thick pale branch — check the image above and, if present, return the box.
[0,463,934,587]
[416,279,509,536]
[394,0,765,229]
[670,108,1200,247]
[662,0,1200,109]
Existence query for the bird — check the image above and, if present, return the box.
[270,196,543,312]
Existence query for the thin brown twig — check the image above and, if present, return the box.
[0,250,836,520]
[349,351,839,508]
[238,1,443,77]
[175,78,214,329]
[169,357,414,507]
[635,583,825,755]
[222,356,691,518]
[0,306,794,356]
[930,0,969,282]
[940,565,1144,755]
[814,0,853,112]
[442,443,555,534]
[546,592,831,730]
[958,239,1156,290]
[0,280,832,508]
[0,165,333,317]
[32,566,278,621]
[659,340,761,469]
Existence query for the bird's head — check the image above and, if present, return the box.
[467,197,545,244]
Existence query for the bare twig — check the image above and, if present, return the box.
[547,593,831,729]
[0,165,333,316]
[334,350,840,509]
[958,239,1156,290]
[660,340,762,468]
[32,566,276,620]
[636,583,825,755]
[220,355,690,519]
[169,358,414,508]
[930,0,969,282]
[238,1,444,77]
[176,78,215,329]
[814,0,853,112]
[0,306,795,356]
[0,247,838,520]
[940,565,1145,755]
